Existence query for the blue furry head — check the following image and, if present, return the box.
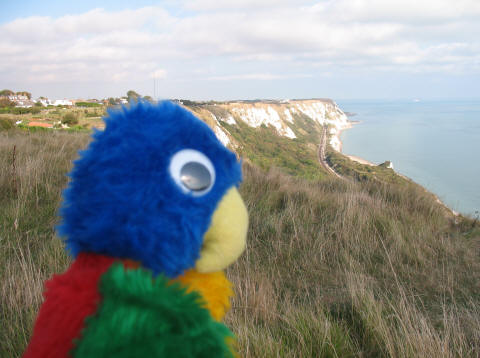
[58,101,242,277]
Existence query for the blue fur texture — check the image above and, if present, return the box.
[58,101,242,278]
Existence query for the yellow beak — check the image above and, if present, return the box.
[195,187,248,273]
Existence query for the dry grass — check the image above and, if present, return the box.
[0,131,89,355]
[1,131,479,357]
[226,163,480,357]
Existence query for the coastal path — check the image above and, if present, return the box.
[318,126,345,180]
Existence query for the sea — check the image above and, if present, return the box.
[337,99,480,217]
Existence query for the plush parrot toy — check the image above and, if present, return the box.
[23,101,248,357]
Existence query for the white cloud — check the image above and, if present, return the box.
[206,73,311,81]
[322,0,480,23]
[152,69,167,79]
[180,0,311,11]
[1,1,479,98]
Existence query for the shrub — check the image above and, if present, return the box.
[0,117,14,130]
[61,113,78,126]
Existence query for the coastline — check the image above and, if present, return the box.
[346,154,375,166]
[330,120,376,166]
[330,119,459,217]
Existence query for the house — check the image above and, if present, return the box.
[1,95,34,107]
[53,99,73,106]
[36,98,50,106]
[8,95,29,101]
[34,98,73,106]
[15,99,35,108]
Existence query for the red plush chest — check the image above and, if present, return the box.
[23,253,117,358]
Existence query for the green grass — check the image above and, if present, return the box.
[190,102,328,181]
[1,129,480,357]
[220,119,327,181]
[326,144,407,184]
[75,102,103,107]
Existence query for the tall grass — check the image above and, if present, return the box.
[227,163,480,357]
[1,131,479,357]
[0,131,89,355]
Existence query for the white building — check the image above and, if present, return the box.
[53,99,73,106]
[35,98,73,106]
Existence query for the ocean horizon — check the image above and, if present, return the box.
[337,99,480,217]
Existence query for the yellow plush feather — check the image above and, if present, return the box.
[174,269,233,321]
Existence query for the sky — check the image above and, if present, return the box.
[1,0,479,101]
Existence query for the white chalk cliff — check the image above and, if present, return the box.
[186,99,349,149]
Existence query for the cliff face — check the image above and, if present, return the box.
[185,99,349,149]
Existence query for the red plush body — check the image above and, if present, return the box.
[23,254,116,358]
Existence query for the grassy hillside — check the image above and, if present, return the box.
[190,102,329,181]
[228,163,480,356]
[326,145,406,185]
[1,130,479,357]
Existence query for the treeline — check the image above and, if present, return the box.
[75,102,102,108]
[0,89,32,99]
[0,107,41,115]
[0,89,35,110]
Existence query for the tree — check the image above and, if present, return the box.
[143,95,154,103]
[0,89,14,97]
[0,98,14,107]
[16,91,32,99]
[127,90,140,101]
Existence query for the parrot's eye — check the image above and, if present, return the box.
[180,162,211,191]
[169,149,215,196]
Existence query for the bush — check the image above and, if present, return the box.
[0,118,14,131]
[61,113,78,126]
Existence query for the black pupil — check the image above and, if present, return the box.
[180,162,211,191]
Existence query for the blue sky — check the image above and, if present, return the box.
[0,0,174,23]
[1,0,479,100]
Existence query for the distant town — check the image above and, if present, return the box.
[0,89,133,108]
[0,89,169,130]
[0,89,163,130]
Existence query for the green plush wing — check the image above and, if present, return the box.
[72,263,234,358]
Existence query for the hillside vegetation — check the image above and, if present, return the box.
[1,126,479,357]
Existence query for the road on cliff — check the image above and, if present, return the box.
[318,126,344,180]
